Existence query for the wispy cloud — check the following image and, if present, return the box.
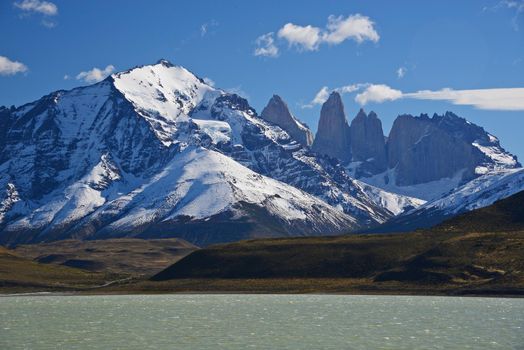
[254,32,279,57]
[202,77,215,87]
[256,14,379,56]
[14,0,58,27]
[304,83,524,111]
[302,86,330,108]
[355,85,524,110]
[404,87,524,111]
[76,65,115,83]
[397,67,407,79]
[0,56,28,76]
[14,0,57,15]
[485,0,524,31]
[303,84,366,108]
[200,20,218,37]
[225,86,249,99]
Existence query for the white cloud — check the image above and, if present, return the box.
[303,84,367,108]
[277,23,322,51]
[322,14,379,45]
[225,86,249,99]
[302,86,330,108]
[203,77,215,87]
[397,67,407,79]
[200,20,218,37]
[254,32,279,57]
[336,84,366,94]
[14,0,57,16]
[41,18,56,27]
[76,65,115,83]
[305,82,524,111]
[0,56,28,76]
[270,14,379,54]
[355,84,403,105]
[404,87,524,111]
[302,84,368,108]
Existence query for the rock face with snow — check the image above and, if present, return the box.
[343,111,520,201]
[260,95,313,147]
[370,168,524,232]
[349,109,387,177]
[0,60,418,246]
[386,113,484,186]
[312,92,352,162]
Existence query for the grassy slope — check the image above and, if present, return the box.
[0,247,116,293]
[144,191,524,295]
[0,238,198,293]
[14,238,197,276]
[143,230,523,295]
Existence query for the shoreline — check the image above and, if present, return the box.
[2,291,523,298]
[2,278,523,298]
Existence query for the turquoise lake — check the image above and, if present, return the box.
[1,294,523,349]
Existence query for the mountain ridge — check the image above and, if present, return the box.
[0,59,521,245]
[0,60,418,246]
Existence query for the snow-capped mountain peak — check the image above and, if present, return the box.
[111,60,218,146]
[0,60,419,246]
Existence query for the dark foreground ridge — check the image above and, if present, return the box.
[149,191,524,295]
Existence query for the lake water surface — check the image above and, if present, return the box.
[1,294,523,349]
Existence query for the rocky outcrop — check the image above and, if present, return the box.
[260,95,314,146]
[349,109,387,177]
[385,112,516,186]
[312,92,352,162]
[310,103,520,194]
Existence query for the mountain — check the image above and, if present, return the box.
[0,60,419,246]
[0,59,519,246]
[437,189,524,233]
[357,112,520,200]
[349,109,387,177]
[260,95,314,147]
[369,168,524,233]
[312,92,352,162]
[307,93,521,228]
[310,94,519,202]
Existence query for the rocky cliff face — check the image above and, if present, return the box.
[260,95,313,147]
[309,95,520,201]
[386,114,482,186]
[312,92,352,162]
[349,109,387,177]
[385,112,520,187]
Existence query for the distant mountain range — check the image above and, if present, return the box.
[0,59,521,245]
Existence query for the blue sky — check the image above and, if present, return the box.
[1,0,523,159]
